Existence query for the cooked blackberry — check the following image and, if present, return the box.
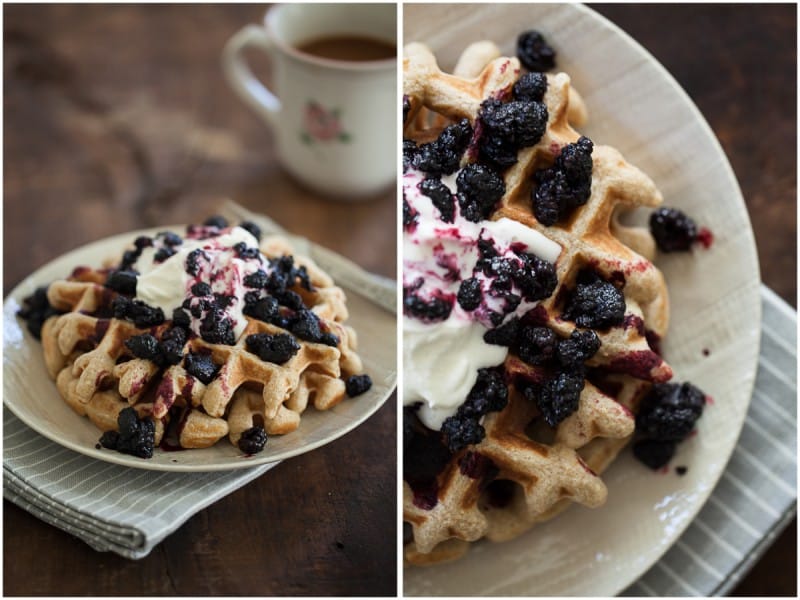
[124,334,160,361]
[184,248,207,277]
[512,72,548,102]
[191,282,212,297]
[244,270,269,289]
[243,296,280,324]
[516,30,556,72]
[233,242,260,260]
[158,231,182,247]
[204,215,228,228]
[154,246,177,263]
[319,332,339,347]
[532,136,594,225]
[412,118,473,176]
[403,197,419,229]
[516,325,558,365]
[134,236,153,250]
[456,277,482,311]
[266,270,288,294]
[238,425,267,454]
[214,294,235,309]
[119,249,141,271]
[184,351,219,384]
[562,277,626,329]
[403,292,452,322]
[239,220,262,242]
[199,309,235,345]
[478,134,521,170]
[100,407,155,459]
[419,177,455,223]
[159,327,187,365]
[456,163,505,223]
[478,98,548,149]
[636,382,706,441]
[556,329,601,370]
[403,411,452,485]
[403,139,418,173]
[245,333,300,364]
[17,286,63,340]
[112,297,165,328]
[514,253,557,302]
[345,374,372,397]
[276,290,305,311]
[649,207,698,252]
[483,317,521,347]
[289,309,324,343]
[105,270,138,295]
[461,368,508,416]
[441,415,485,452]
[531,371,584,426]
[633,439,676,470]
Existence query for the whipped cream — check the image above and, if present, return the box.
[133,226,267,340]
[403,168,561,430]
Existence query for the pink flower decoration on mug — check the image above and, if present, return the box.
[301,100,351,144]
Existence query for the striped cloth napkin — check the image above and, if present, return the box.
[623,286,797,596]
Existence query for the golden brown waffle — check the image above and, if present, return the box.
[40,234,363,452]
[403,42,671,565]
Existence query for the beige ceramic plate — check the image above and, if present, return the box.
[404,3,760,596]
[4,227,397,472]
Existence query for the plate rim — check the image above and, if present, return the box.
[4,225,397,473]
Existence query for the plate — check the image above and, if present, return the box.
[403,3,760,596]
[3,227,397,472]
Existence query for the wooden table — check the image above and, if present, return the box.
[3,3,796,596]
[590,5,796,596]
[4,5,395,596]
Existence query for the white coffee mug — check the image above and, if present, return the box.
[222,3,397,199]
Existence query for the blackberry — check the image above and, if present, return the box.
[479,135,521,170]
[345,374,373,397]
[214,294,234,309]
[533,371,584,426]
[244,296,281,324]
[239,220,262,242]
[184,248,207,277]
[633,439,676,470]
[636,382,706,441]
[266,270,288,294]
[649,207,698,252]
[199,309,235,345]
[478,98,548,149]
[158,231,182,247]
[184,351,219,384]
[462,368,508,416]
[419,177,455,223]
[17,286,63,340]
[245,333,300,364]
[441,415,484,452]
[276,290,305,311]
[556,329,601,370]
[403,139,418,173]
[403,410,452,485]
[532,136,594,225]
[159,327,186,365]
[244,270,269,289]
[289,309,324,343]
[238,425,267,454]
[233,242,260,260]
[562,277,626,329]
[457,277,482,311]
[112,297,165,328]
[119,249,141,271]
[191,282,212,297]
[456,163,505,223]
[403,198,419,229]
[100,407,155,459]
[516,30,556,72]
[403,292,452,322]
[154,246,177,263]
[513,72,548,102]
[105,270,138,295]
[514,253,557,301]
[295,266,312,291]
[124,334,161,361]
[134,236,153,250]
[319,332,339,347]
[483,317,521,347]
[204,215,228,228]
[516,326,558,365]
[412,118,473,176]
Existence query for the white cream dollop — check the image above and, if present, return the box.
[403,168,561,430]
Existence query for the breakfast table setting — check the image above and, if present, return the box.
[3,3,796,597]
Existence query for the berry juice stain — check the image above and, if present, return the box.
[696,227,714,249]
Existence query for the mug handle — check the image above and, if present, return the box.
[222,24,281,125]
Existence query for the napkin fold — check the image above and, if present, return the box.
[3,204,397,559]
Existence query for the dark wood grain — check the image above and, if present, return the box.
[3,4,396,596]
[590,4,796,597]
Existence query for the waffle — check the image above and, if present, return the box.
[39,232,364,453]
[403,42,672,565]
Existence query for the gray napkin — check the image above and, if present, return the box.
[3,203,396,559]
[623,286,797,596]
